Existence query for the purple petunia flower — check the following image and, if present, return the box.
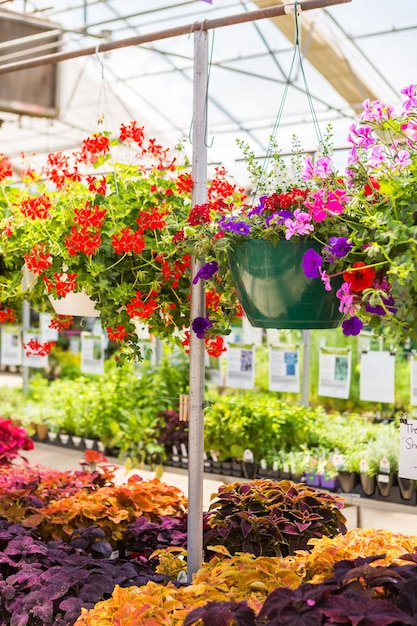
[302,248,323,279]
[365,295,397,316]
[342,316,363,336]
[324,236,352,262]
[218,215,251,235]
[192,261,219,284]
[265,210,293,227]
[192,316,213,339]
[248,196,267,217]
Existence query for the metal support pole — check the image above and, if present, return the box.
[22,300,30,394]
[301,329,310,406]
[187,27,208,582]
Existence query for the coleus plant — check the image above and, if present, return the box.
[29,475,188,546]
[184,554,417,626]
[0,518,178,626]
[0,451,117,524]
[203,478,347,558]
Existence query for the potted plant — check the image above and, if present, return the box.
[365,424,399,498]
[0,123,244,364]
[192,84,417,347]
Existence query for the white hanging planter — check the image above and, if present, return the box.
[21,263,38,293]
[49,290,100,317]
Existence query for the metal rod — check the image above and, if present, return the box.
[0,28,62,51]
[22,300,30,394]
[301,329,311,406]
[187,27,208,583]
[0,0,351,75]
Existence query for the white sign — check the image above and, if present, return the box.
[225,344,255,390]
[242,317,263,346]
[39,313,59,342]
[22,329,49,369]
[318,347,351,399]
[269,345,300,393]
[359,351,395,403]
[81,332,105,375]
[1,325,22,366]
[399,417,417,479]
[206,353,224,386]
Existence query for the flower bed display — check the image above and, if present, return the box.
[2,443,417,625]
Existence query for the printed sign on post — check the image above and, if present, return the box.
[359,351,395,403]
[269,345,300,393]
[1,325,22,366]
[81,332,105,375]
[225,344,255,390]
[318,347,351,399]
[399,416,417,479]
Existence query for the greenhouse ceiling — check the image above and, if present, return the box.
[0,0,416,186]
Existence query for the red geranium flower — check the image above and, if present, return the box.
[343,261,376,292]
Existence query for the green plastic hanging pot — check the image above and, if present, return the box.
[228,239,344,329]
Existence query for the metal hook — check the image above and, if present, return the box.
[95,41,105,79]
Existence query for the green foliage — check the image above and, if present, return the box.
[23,352,189,464]
[204,390,329,462]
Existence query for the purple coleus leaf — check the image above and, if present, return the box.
[7,608,29,626]
[59,597,85,623]
[5,536,49,557]
[257,583,329,625]
[322,591,414,626]
[183,601,256,626]
[31,599,54,624]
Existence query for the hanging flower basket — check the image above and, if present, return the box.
[228,239,344,329]
[48,291,100,318]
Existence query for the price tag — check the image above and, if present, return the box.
[243,449,254,463]
[359,459,369,473]
[379,458,390,474]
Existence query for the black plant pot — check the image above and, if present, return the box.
[398,476,415,500]
[376,473,394,498]
[243,462,258,480]
[221,460,233,475]
[231,460,244,477]
[211,461,222,474]
[360,473,376,497]
[268,470,281,481]
[338,471,360,493]
[258,467,270,478]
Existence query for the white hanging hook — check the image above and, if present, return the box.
[283,0,303,15]
[95,41,105,80]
